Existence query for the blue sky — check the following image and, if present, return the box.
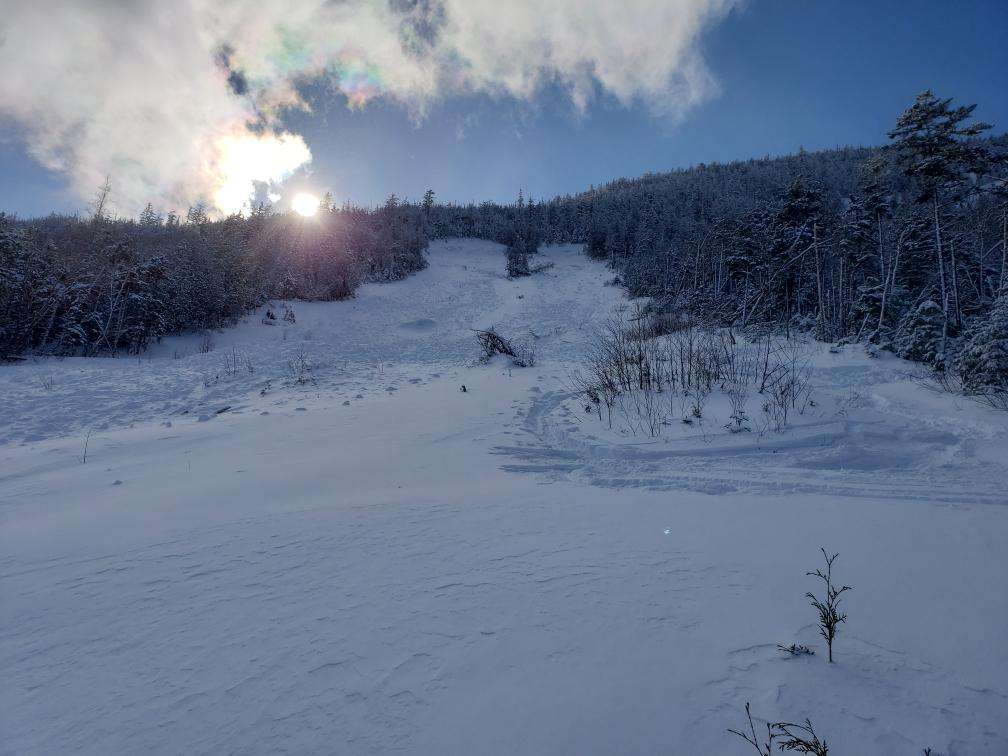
[1,0,1005,216]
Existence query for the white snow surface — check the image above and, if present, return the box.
[2,239,1007,754]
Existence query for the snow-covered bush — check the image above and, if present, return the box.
[956,295,1008,390]
[506,238,530,278]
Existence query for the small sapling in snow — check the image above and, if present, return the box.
[285,348,316,386]
[775,718,829,755]
[729,703,829,756]
[728,702,775,756]
[806,548,851,663]
[78,428,93,464]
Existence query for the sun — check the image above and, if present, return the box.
[292,192,320,217]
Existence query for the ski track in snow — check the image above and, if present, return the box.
[499,380,1008,505]
[2,239,1007,754]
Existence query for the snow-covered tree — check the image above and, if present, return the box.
[896,298,946,366]
[888,90,1001,328]
[506,234,530,277]
[138,203,162,227]
[957,295,1008,389]
[505,191,535,277]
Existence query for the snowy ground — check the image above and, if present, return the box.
[2,239,1007,754]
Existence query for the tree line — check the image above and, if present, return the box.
[0,197,427,359]
[4,90,1006,392]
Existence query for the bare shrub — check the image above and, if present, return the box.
[728,702,775,756]
[690,386,709,420]
[725,379,750,431]
[475,327,535,367]
[913,367,1008,412]
[717,331,756,431]
[729,703,829,756]
[764,381,792,432]
[569,366,617,428]
[286,347,317,386]
[573,308,815,438]
[220,346,254,377]
[806,548,851,663]
[198,331,215,354]
[476,327,512,359]
[677,390,693,424]
[78,428,93,465]
[761,339,814,431]
[222,346,239,377]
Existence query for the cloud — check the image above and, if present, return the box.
[0,0,739,215]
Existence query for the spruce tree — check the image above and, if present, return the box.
[506,234,530,277]
[897,297,946,366]
[506,190,532,277]
[138,203,162,227]
[888,90,999,334]
[957,295,1008,389]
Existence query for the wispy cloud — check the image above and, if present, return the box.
[0,0,739,215]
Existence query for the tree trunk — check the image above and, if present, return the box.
[933,198,948,311]
[949,237,962,328]
[877,227,905,337]
[813,223,825,332]
[877,214,886,285]
[1001,207,1007,298]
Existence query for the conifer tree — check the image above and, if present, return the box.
[957,294,1008,389]
[138,203,161,227]
[897,297,946,366]
[888,90,998,334]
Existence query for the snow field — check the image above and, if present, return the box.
[2,239,1006,754]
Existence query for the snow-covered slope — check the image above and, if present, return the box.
[2,240,1006,754]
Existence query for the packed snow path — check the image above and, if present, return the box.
[2,240,1007,754]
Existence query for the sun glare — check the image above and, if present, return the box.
[292,192,320,217]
